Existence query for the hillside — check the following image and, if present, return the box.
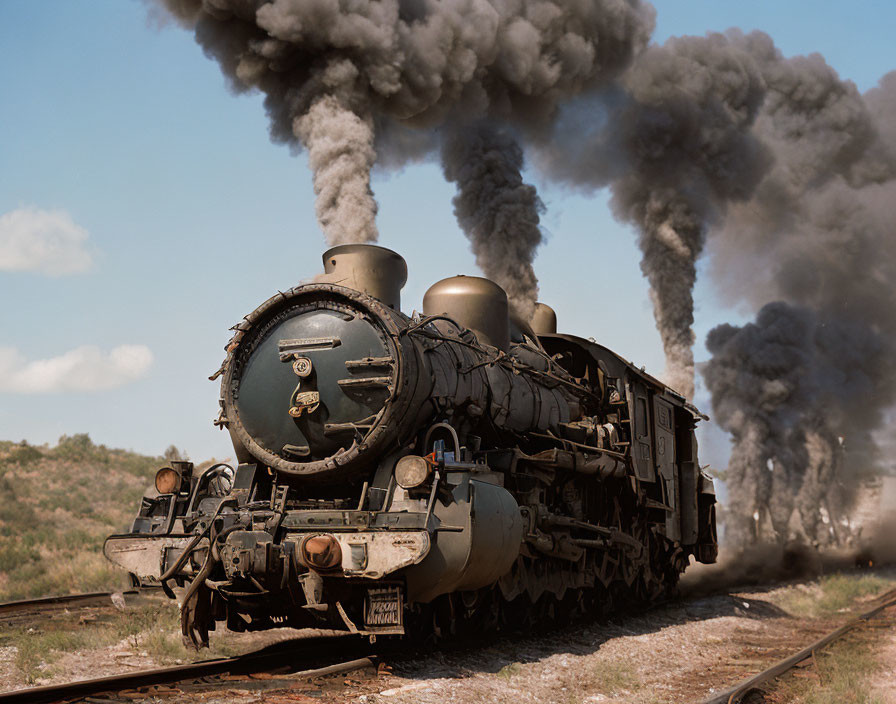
[0,435,161,600]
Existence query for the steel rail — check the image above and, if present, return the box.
[0,634,370,704]
[0,591,140,617]
[695,586,896,704]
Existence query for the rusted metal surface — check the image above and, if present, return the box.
[0,592,124,616]
[103,536,208,582]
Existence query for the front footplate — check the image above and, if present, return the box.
[289,530,430,578]
[103,534,208,583]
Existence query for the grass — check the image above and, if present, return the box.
[815,574,892,614]
[4,601,241,684]
[771,572,893,619]
[772,632,885,704]
[12,626,120,684]
[0,435,161,600]
[591,660,640,694]
[0,436,242,685]
[558,660,645,704]
[497,661,523,679]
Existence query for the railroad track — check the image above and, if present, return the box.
[5,575,893,703]
[0,634,376,704]
[0,591,131,616]
[696,585,896,704]
[0,590,163,627]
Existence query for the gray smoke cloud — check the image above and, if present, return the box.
[531,32,771,397]
[441,124,543,319]
[705,302,896,547]
[701,51,896,547]
[600,34,772,399]
[294,92,378,244]
[156,0,654,270]
[704,304,813,544]
[708,38,896,312]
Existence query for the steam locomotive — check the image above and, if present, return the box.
[104,245,718,647]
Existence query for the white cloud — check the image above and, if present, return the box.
[0,207,94,275]
[0,345,153,393]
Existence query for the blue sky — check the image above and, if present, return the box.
[1,1,893,466]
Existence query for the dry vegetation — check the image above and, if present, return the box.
[0,436,258,687]
[769,631,885,704]
[766,573,893,619]
[0,434,159,600]
[0,600,242,685]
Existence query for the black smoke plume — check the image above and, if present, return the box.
[441,125,543,319]
[532,32,771,396]
[704,303,896,546]
[154,0,655,312]
[701,51,896,547]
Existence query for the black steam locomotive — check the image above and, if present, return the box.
[105,244,717,647]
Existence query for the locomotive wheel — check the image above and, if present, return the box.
[500,593,534,634]
[533,593,557,632]
[554,589,582,627]
[401,469,693,647]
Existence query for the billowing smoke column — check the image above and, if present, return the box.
[606,36,769,398]
[441,125,543,320]
[533,32,771,397]
[701,43,896,547]
[703,304,809,545]
[531,29,894,406]
[705,304,895,546]
[295,92,378,244]
[156,0,655,312]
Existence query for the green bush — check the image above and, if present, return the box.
[51,434,99,462]
[5,443,44,466]
[0,543,41,572]
[817,573,890,614]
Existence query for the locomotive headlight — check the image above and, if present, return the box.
[154,467,181,494]
[394,455,431,489]
[301,534,342,571]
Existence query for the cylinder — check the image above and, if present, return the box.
[320,244,407,310]
[403,475,523,603]
[530,302,558,335]
[422,276,510,351]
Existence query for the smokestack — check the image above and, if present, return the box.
[320,244,407,311]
